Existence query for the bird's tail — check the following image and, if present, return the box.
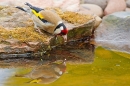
[25,2,33,9]
[24,2,43,12]
[16,6,27,12]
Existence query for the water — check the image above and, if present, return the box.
[0,47,130,86]
[0,69,16,86]
[95,40,130,53]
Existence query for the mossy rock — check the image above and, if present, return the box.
[0,6,95,62]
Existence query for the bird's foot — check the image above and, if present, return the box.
[35,28,44,35]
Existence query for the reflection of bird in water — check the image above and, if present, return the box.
[16,59,66,84]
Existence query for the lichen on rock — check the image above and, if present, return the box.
[49,7,93,25]
[0,27,49,42]
[0,6,95,61]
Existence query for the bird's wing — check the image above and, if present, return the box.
[39,10,62,26]
[32,10,63,34]
[25,2,44,19]
[32,15,56,34]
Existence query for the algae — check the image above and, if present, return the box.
[4,47,130,86]
[0,27,48,42]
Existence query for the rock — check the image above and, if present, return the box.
[78,7,102,29]
[0,6,95,61]
[95,12,130,53]
[104,0,126,16]
[0,39,39,54]
[80,4,103,17]
[126,0,130,8]
[0,0,80,12]
[27,42,40,46]
[125,7,130,11]
[0,6,33,30]
[80,0,108,10]
[78,6,94,15]
[93,15,102,29]
[53,0,80,12]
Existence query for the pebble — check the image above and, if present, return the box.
[104,0,126,16]
[81,0,108,10]
[80,4,103,17]
[126,0,130,8]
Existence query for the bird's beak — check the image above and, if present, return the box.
[62,35,67,42]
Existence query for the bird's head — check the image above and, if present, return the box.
[54,22,68,35]
[59,28,68,36]
[54,22,68,41]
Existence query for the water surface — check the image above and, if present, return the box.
[0,47,130,86]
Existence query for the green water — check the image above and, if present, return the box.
[2,47,130,86]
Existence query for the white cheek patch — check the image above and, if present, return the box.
[54,28,61,34]
[60,26,64,30]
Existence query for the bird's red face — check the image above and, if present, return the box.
[60,28,68,35]
[54,23,68,36]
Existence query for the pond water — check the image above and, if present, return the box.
[0,46,130,86]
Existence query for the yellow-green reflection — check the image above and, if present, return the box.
[3,47,130,86]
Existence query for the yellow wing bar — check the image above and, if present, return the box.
[32,9,44,19]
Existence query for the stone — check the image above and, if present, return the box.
[0,0,80,12]
[78,7,102,29]
[104,0,126,16]
[53,0,80,12]
[95,12,130,53]
[80,0,108,10]
[125,7,130,11]
[93,15,102,29]
[0,6,95,61]
[80,4,103,17]
[78,6,94,15]
[126,0,130,8]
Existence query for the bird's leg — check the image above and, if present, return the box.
[62,35,67,42]
[55,35,58,40]
[34,24,43,34]
[36,28,44,35]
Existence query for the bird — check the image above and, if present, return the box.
[16,2,68,42]
[15,59,66,84]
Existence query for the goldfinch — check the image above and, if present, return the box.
[16,2,68,42]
